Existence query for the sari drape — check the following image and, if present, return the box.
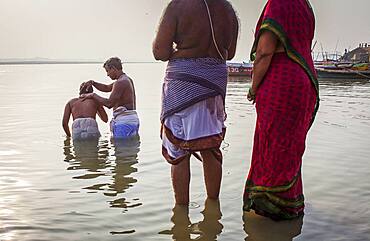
[243,0,319,220]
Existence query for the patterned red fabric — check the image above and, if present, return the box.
[244,0,317,219]
[254,0,316,78]
[247,53,316,203]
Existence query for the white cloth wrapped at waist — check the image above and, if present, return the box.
[72,117,100,140]
[110,106,140,139]
[162,95,225,159]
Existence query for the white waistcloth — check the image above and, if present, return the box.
[72,118,100,141]
[162,95,225,158]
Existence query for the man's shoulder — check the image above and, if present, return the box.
[67,97,80,106]
[68,97,79,104]
[117,74,133,84]
[220,0,237,14]
[167,0,187,11]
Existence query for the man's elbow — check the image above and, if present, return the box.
[227,50,236,60]
[153,47,170,61]
[153,53,170,61]
[105,100,114,109]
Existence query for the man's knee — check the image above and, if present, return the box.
[201,148,223,164]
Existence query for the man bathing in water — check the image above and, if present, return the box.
[80,57,139,139]
[62,84,108,140]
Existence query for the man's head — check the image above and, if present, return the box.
[103,57,123,80]
[79,83,93,95]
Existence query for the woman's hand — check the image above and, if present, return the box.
[247,87,256,104]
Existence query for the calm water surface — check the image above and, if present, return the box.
[0,64,369,241]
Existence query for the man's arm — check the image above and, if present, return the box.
[87,81,124,109]
[96,105,108,123]
[227,10,239,60]
[62,102,72,137]
[249,30,278,100]
[152,2,177,61]
[84,80,113,92]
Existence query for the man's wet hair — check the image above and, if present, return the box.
[103,57,123,70]
[79,84,93,95]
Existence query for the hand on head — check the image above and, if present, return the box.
[79,93,94,101]
[81,80,94,89]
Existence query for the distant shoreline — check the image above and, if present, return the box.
[0,61,102,65]
[0,61,160,65]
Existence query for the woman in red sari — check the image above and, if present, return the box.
[244,0,319,220]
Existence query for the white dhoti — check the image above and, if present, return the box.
[72,118,100,141]
[162,95,226,164]
[110,107,140,139]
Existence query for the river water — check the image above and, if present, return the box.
[0,63,369,241]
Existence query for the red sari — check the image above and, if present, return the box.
[243,0,319,220]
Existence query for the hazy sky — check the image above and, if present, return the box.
[0,0,369,61]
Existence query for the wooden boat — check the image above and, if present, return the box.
[316,68,370,80]
[315,63,370,80]
[227,62,253,77]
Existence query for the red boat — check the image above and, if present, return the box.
[227,62,253,77]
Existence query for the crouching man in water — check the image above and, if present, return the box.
[80,57,139,139]
[62,84,108,140]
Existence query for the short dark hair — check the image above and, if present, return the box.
[103,57,122,70]
[79,84,93,95]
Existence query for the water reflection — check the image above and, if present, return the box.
[243,211,303,241]
[64,138,109,178]
[160,198,223,240]
[106,136,141,209]
[63,136,141,211]
[228,76,251,83]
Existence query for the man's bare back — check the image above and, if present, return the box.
[153,0,239,61]
[62,92,108,137]
[69,98,102,120]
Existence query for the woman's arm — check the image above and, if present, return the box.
[248,30,279,101]
[152,2,177,61]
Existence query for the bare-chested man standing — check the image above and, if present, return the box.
[62,84,108,140]
[153,0,239,205]
[81,57,139,139]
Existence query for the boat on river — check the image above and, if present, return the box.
[315,62,370,80]
[227,62,253,77]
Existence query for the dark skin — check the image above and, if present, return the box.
[247,30,285,102]
[81,67,136,111]
[153,0,239,61]
[62,98,108,137]
[153,0,239,205]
